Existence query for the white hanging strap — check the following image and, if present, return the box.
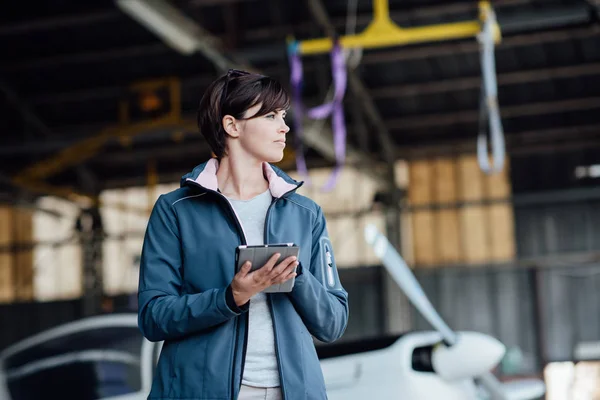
[477,6,506,175]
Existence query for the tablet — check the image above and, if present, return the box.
[235,243,300,293]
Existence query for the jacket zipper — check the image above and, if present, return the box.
[185,181,247,400]
[187,179,301,400]
[268,296,286,400]
[263,187,299,400]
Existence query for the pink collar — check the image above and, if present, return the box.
[187,158,299,199]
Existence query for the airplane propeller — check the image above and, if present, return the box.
[364,224,546,400]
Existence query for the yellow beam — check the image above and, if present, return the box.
[300,21,483,54]
[298,0,500,55]
[13,78,183,183]
[13,113,180,182]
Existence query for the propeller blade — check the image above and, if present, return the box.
[363,224,522,400]
[364,224,456,344]
[477,372,513,400]
[502,379,546,400]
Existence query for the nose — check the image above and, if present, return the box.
[279,118,290,134]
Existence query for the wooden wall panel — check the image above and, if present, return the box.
[407,155,515,268]
[0,207,34,303]
[14,209,34,301]
[0,207,14,302]
[433,158,461,264]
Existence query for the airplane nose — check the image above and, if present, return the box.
[431,332,506,381]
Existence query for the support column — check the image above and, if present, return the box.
[383,163,412,334]
[76,207,104,316]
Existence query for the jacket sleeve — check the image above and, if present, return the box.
[137,195,246,342]
[288,206,349,343]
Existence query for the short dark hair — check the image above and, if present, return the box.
[197,69,290,159]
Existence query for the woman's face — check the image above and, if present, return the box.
[231,103,290,163]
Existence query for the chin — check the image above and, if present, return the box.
[262,150,285,163]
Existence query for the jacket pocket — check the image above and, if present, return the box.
[150,340,181,398]
[168,341,182,397]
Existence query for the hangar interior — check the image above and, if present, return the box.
[1,0,600,398]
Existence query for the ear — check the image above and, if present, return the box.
[222,115,240,138]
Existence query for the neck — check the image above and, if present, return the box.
[216,156,269,200]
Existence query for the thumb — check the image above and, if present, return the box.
[239,261,252,277]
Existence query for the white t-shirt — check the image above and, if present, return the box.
[226,189,280,388]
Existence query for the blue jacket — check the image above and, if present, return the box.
[138,159,349,400]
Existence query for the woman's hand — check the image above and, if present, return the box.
[231,253,298,306]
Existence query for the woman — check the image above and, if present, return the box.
[137,69,349,400]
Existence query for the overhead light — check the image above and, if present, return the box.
[115,0,200,55]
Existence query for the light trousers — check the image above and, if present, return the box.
[238,384,283,400]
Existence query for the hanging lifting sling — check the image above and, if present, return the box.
[289,1,505,181]
[477,5,505,175]
[288,41,348,191]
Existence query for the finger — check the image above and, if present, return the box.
[271,260,298,283]
[270,256,297,277]
[259,253,281,275]
[273,266,298,284]
[238,261,252,278]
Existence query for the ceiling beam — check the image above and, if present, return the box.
[10,22,598,107]
[0,0,260,36]
[0,79,51,138]
[370,63,600,99]
[361,25,600,65]
[24,63,300,106]
[0,81,99,193]
[0,10,119,35]
[90,140,212,166]
[26,56,600,109]
[0,0,525,37]
[395,123,600,160]
[0,43,169,73]
[0,122,202,157]
[3,19,596,73]
[386,96,600,132]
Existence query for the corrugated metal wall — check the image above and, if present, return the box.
[540,264,600,362]
[408,161,600,374]
[412,263,600,372]
[414,267,540,375]
[334,266,386,342]
[511,150,600,258]
[515,199,600,257]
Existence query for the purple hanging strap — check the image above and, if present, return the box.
[288,43,310,183]
[288,42,347,192]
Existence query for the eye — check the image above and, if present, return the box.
[265,114,275,119]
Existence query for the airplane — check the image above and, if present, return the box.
[0,226,546,400]
[353,224,546,400]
